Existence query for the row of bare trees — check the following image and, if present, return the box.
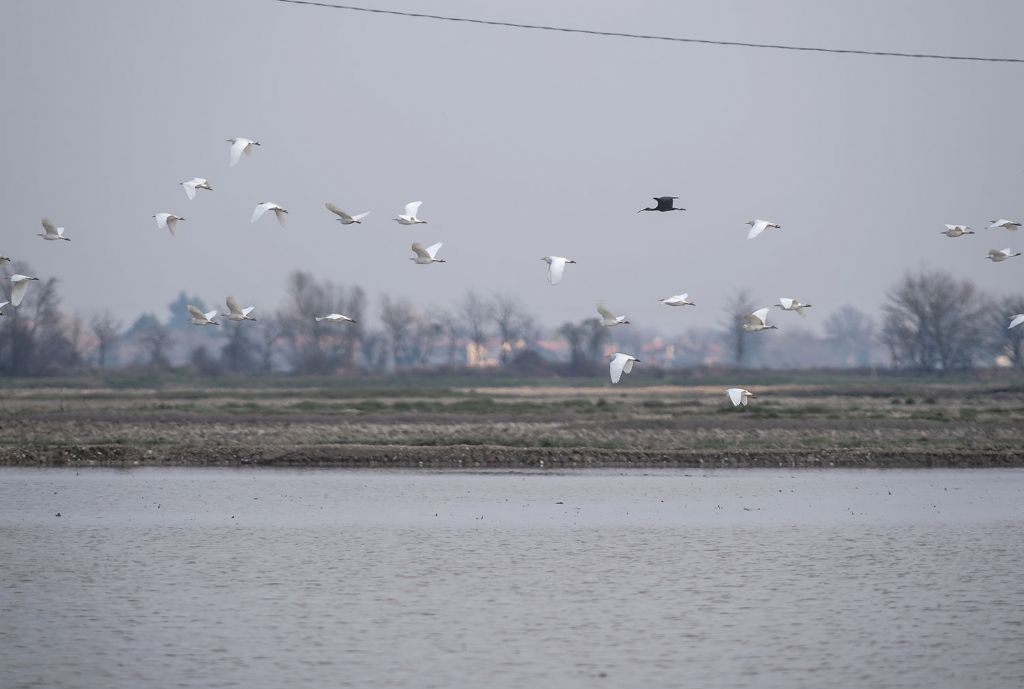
[165,274,542,375]
[2,265,1022,376]
[881,270,1024,370]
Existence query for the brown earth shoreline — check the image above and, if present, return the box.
[2,379,1023,470]
[2,444,1022,469]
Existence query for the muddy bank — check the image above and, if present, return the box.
[1,443,1022,469]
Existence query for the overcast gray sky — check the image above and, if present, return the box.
[2,0,1022,334]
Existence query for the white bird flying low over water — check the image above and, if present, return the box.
[227,137,260,166]
[252,202,288,226]
[746,219,781,239]
[597,303,630,327]
[315,313,357,324]
[181,177,212,200]
[325,203,370,225]
[38,219,70,241]
[222,296,256,322]
[941,224,974,237]
[1009,314,1024,330]
[410,242,445,264]
[659,292,695,307]
[394,201,426,225]
[153,213,185,236]
[541,256,576,285]
[727,387,756,407]
[775,297,813,317]
[188,305,219,326]
[987,248,1022,262]
[743,308,778,331]
[988,219,1021,231]
[609,352,640,384]
[6,274,40,307]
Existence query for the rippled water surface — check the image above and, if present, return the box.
[2,468,1023,689]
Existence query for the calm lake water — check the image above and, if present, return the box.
[1,468,1023,689]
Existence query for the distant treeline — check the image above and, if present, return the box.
[1,263,1021,377]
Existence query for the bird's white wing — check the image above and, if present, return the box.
[548,256,566,284]
[166,216,179,236]
[242,306,255,318]
[1009,314,1024,329]
[229,139,248,166]
[351,211,370,222]
[411,242,430,259]
[251,203,270,223]
[609,354,626,384]
[747,221,767,239]
[204,310,218,321]
[425,242,443,258]
[273,207,288,226]
[623,358,635,374]
[596,304,615,320]
[325,203,352,221]
[41,218,58,238]
[10,280,29,306]
[183,182,196,200]
[727,388,744,406]
[678,293,689,302]
[752,308,770,325]
[404,201,422,218]
[779,297,794,309]
[154,213,168,230]
[226,296,242,315]
[187,304,205,320]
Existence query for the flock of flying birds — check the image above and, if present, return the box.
[3,140,1022,406]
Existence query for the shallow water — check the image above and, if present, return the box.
[1,468,1023,689]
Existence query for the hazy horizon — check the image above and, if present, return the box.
[2,0,1022,335]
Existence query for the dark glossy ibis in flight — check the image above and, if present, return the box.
[638,196,685,213]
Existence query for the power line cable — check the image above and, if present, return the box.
[275,0,1024,64]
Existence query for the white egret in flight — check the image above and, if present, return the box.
[609,352,640,384]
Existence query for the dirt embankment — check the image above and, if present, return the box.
[1,381,1022,469]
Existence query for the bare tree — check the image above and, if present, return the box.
[459,291,492,353]
[492,294,536,364]
[558,321,588,371]
[380,296,418,368]
[138,319,173,370]
[993,295,1024,368]
[0,262,79,376]
[221,322,256,373]
[584,318,609,363]
[90,310,123,368]
[723,289,756,367]
[428,309,462,366]
[255,316,283,373]
[359,329,390,372]
[823,305,877,367]
[411,319,443,366]
[881,270,992,371]
[558,317,607,375]
[278,271,365,374]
